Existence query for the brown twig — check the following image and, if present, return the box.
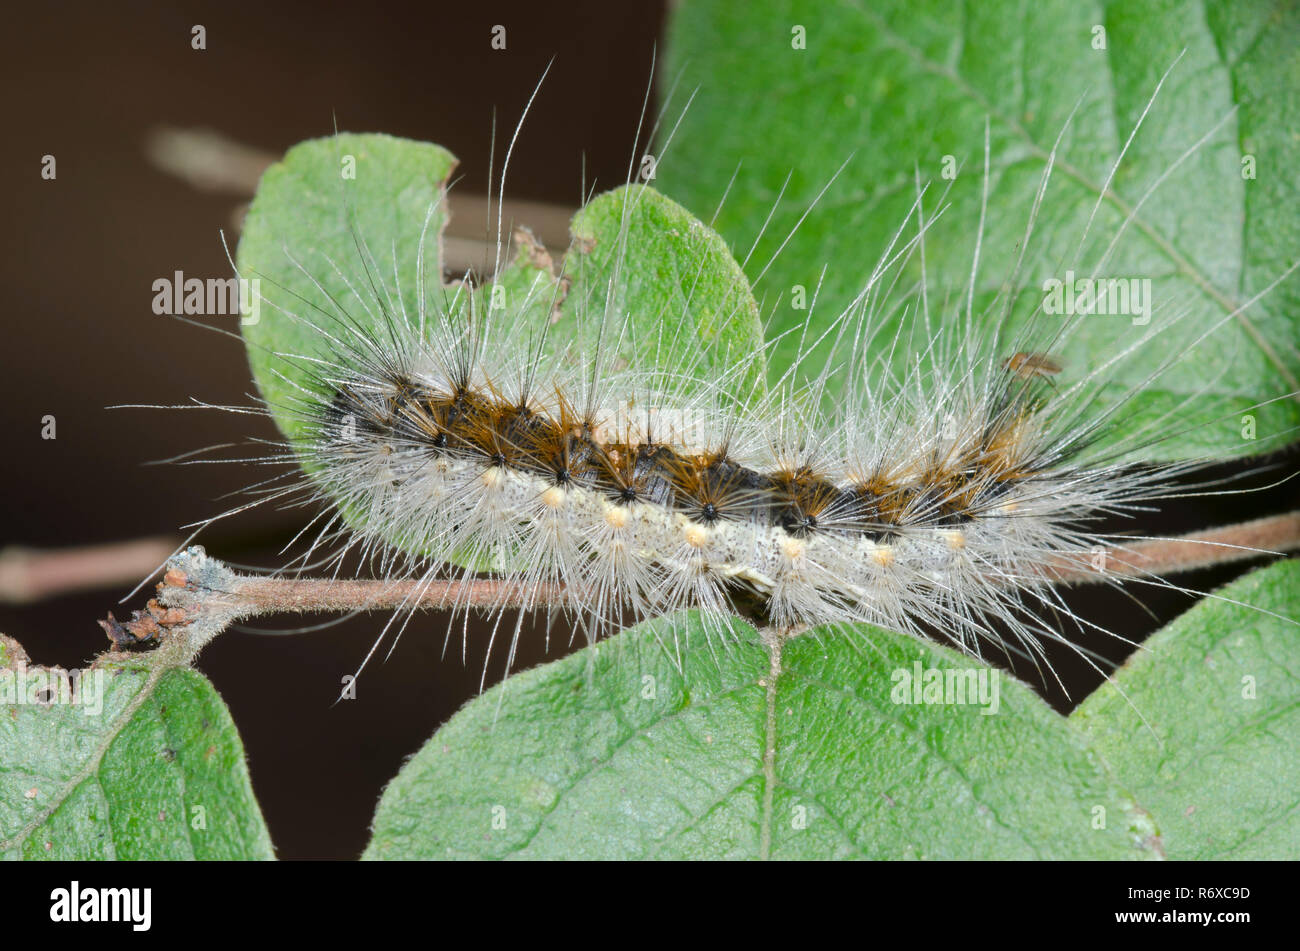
[142,126,576,273]
[98,557,564,654]
[0,537,179,604]
[99,512,1300,658]
[227,575,564,615]
[1046,511,1300,584]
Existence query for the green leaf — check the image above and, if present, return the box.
[364,614,1152,860]
[238,132,459,445]
[0,636,273,860]
[1071,560,1300,859]
[566,185,766,396]
[658,0,1300,460]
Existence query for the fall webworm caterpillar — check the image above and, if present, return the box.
[138,60,1298,711]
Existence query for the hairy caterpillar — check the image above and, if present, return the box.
[150,66,1297,707]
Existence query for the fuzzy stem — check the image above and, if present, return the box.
[216,512,1300,603]
[228,576,562,616]
[1047,510,1300,584]
[102,511,1300,655]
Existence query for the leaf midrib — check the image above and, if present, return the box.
[500,633,1060,860]
[0,662,162,857]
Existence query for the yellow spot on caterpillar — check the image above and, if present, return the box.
[604,505,629,529]
[942,530,966,550]
[872,545,895,567]
[481,468,504,489]
[683,523,711,549]
[781,537,806,563]
[541,486,566,510]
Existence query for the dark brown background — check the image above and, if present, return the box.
[2,1,1294,860]
[2,0,667,860]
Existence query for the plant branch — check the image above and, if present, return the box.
[1047,510,1300,584]
[227,575,563,615]
[99,511,1300,658]
[0,537,179,604]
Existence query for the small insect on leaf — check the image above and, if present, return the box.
[1001,352,1063,381]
